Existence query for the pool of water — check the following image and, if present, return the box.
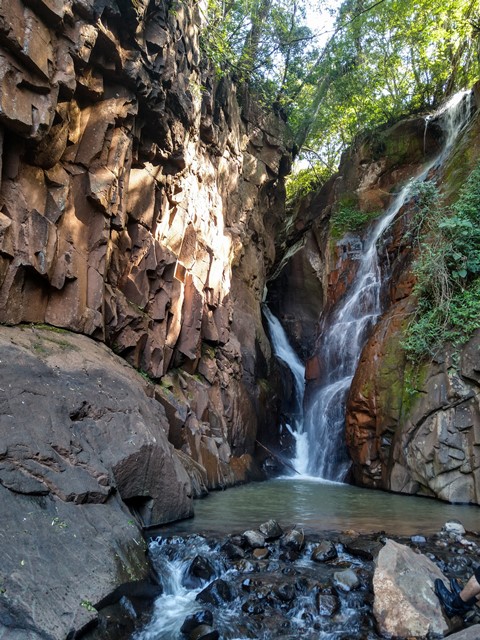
[153,478,480,537]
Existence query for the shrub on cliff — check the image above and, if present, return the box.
[403,164,480,359]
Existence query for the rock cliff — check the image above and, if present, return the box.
[346,106,480,503]
[0,0,292,637]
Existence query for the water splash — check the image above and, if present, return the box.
[303,89,473,481]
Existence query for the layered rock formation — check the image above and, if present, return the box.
[0,0,293,637]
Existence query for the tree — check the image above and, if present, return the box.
[297,0,479,166]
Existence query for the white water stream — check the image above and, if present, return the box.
[267,90,473,481]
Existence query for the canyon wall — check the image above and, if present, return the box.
[0,0,292,637]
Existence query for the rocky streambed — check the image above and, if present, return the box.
[89,519,480,640]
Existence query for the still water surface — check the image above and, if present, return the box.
[156,478,480,537]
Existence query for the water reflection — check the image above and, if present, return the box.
[155,479,480,537]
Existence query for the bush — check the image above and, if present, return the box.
[330,204,380,239]
[403,164,480,360]
[286,162,332,204]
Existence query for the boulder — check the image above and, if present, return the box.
[373,539,453,638]
[281,529,304,552]
[446,626,480,640]
[0,326,193,639]
[180,610,214,635]
[317,593,340,616]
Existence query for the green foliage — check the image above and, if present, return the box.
[80,600,96,613]
[330,203,380,239]
[403,164,480,360]
[286,161,332,202]
[200,0,319,114]
[297,0,479,164]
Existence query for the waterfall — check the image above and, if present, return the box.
[302,90,473,481]
[262,306,309,475]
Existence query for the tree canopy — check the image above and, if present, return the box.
[201,0,480,175]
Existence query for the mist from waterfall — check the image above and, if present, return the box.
[265,91,473,482]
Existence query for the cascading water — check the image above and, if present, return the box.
[302,90,473,481]
[262,306,308,474]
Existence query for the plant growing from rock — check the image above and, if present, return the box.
[403,163,480,359]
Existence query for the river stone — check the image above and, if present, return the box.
[282,529,304,551]
[196,579,234,606]
[184,555,216,587]
[311,540,337,562]
[253,547,270,560]
[275,583,296,603]
[259,519,283,540]
[333,569,359,591]
[242,599,265,615]
[317,593,340,616]
[189,625,220,640]
[373,539,452,638]
[221,541,245,560]
[181,610,214,634]
[443,521,466,536]
[343,538,382,561]
[243,530,266,549]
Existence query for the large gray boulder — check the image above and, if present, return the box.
[0,326,193,639]
[446,626,480,639]
[373,539,453,638]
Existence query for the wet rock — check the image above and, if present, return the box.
[189,625,220,640]
[333,569,360,592]
[317,593,340,616]
[235,559,255,573]
[180,610,214,634]
[221,541,245,560]
[411,535,427,544]
[343,538,382,561]
[259,519,283,540]
[242,599,265,615]
[443,521,466,537]
[196,579,234,606]
[275,583,296,603]
[311,540,337,562]
[373,539,451,638]
[281,529,304,552]
[252,547,270,560]
[243,530,266,549]
[183,556,216,588]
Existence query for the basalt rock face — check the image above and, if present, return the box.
[0,0,292,490]
[344,104,480,503]
[0,0,292,637]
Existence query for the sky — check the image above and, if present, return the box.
[305,0,341,47]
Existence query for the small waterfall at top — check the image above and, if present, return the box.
[262,306,308,474]
[301,89,474,482]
